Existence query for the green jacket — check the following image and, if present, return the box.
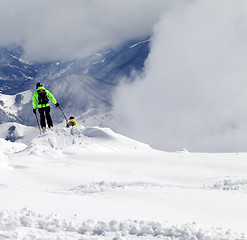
[32,86,57,109]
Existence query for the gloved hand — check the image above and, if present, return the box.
[33,109,36,114]
[55,102,59,107]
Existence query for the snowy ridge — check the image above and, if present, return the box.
[130,39,150,48]
[0,208,243,240]
[25,125,152,154]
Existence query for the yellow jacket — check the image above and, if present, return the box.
[66,119,79,128]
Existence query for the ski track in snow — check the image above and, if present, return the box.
[55,181,168,196]
[204,177,247,191]
[55,179,247,197]
[0,208,244,240]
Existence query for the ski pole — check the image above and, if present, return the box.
[58,106,68,123]
[34,113,42,134]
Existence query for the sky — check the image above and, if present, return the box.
[112,0,247,152]
[0,0,171,62]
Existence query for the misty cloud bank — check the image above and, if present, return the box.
[0,0,170,62]
[112,0,247,152]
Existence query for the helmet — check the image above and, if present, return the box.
[69,116,75,120]
[36,82,42,89]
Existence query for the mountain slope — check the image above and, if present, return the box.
[0,124,246,239]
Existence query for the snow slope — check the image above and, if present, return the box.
[0,125,247,239]
[0,91,33,124]
[0,122,36,145]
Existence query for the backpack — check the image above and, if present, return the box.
[37,89,49,105]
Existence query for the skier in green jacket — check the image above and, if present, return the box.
[32,83,59,131]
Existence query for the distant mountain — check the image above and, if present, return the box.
[0,46,37,94]
[0,38,150,126]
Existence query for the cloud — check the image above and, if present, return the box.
[112,0,247,152]
[0,0,171,62]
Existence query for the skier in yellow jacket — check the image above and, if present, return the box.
[32,83,59,131]
[66,116,79,128]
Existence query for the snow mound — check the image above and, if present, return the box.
[0,208,243,240]
[25,125,153,154]
[27,125,87,152]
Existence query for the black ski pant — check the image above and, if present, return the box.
[38,106,53,128]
